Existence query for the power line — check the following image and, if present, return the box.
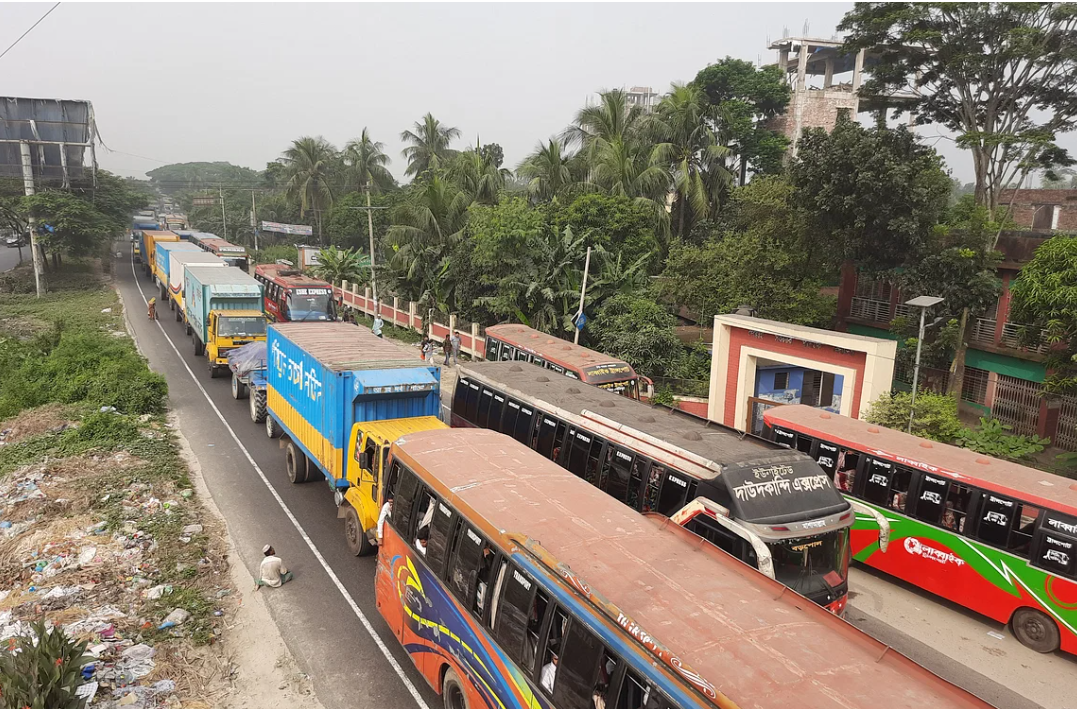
[0,2,61,63]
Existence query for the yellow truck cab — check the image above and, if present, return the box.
[339,416,447,555]
[205,309,267,375]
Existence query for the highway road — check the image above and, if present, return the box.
[112,242,1061,709]
[0,243,26,272]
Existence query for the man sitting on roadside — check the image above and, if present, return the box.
[257,544,293,588]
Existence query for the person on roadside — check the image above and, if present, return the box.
[443,336,452,366]
[257,545,293,588]
[450,331,462,366]
[376,495,393,546]
[147,297,156,320]
[372,314,384,338]
[421,336,433,362]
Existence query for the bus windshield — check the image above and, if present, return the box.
[287,290,335,321]
[596,379,640,399]
[769,529,849,602]
[223,257,249,271]
[218,316,266,338]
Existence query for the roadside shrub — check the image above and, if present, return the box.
[0,621,92,709]
[957,417,1049,461]
[864,391,965,442]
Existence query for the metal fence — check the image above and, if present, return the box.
[971,318,997,346]
[850,296,892,322]
[992,374,1044,438]
[1056,396,1077,451]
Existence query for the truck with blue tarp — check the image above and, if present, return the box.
[227,341,270,416]
[184,266,266,377]
[153,241,201,299]
[266,322,445,554]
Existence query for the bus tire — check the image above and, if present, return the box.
[286,441,310,484]
[442,668,469,709]
[232,374,248,400]
[1011,607,1060,653]
[250,390,267,423]
[265,414,282,439]
[343,504,372,556]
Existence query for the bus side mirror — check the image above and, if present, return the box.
[359,452,370,470]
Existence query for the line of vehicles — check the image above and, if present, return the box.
[130,215,1075,708]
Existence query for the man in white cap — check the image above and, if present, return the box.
[257,544,293,588]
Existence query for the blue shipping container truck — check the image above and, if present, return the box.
[183,266,265,372]
[265,322,441,486]
[154,241,201,297]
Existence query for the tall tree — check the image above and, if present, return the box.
[651,83,734,238]
[343,128,394,302]
[692,57,791,184]
[449,141,510,206]
[840,2,1077,212]
[517,139,580,203]
[280,136,339,243]
[400,113,462,178]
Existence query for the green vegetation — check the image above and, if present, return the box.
[957,418,1050,462]
[0,621,92,709]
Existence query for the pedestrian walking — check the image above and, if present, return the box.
[257,545,293,588]
[443,336,452,366]
[450,331,462,366]
[421,336,433,362]
[147,297,156,320]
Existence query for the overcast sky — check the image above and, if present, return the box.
[0,2,1010,184]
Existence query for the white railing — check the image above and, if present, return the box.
[971,318,997,346]
[850,296,892,322]
[1000,322,1050,354]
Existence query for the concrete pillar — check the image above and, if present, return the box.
[824,56,834,88]
[994,273,1011,346]
[364,286,370,299]
[790,42,810,156]
[852,49,866,114]
[341,280,349,293]
[393,296,400,313]
[472,323,481,358]
[409,301,417,330]
[351,283,358,295]
[448,313,457,337]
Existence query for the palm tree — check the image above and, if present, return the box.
[651,83,734,238]
[565,90,645,158]
[311,247,371,286]
[517,139,579,203]
[388,174,470,312]
[281,136,338,243]
[449,140,510,206]
[342,128,394,302]
[400,113,462,178]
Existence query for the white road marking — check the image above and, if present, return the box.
[127,252,432,709]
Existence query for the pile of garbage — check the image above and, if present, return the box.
[0,451,226,707]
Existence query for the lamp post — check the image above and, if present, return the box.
[904,295,945,433]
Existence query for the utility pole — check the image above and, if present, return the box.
[19,141,43,297]
[339,201,389,308]
[574,246,591,345]
[250,189,258,250]
[219,185,227,240]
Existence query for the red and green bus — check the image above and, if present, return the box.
[484,323,649,400]
[764,403,1077,654]
[376,427,993,709]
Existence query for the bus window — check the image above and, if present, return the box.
[500,345,516,362]
[1034,528,1076,578]
[602,447,634,504]
[657,472,690,516]
[485,337,500,360]
[554,617,611,709]
[453,379,470,417]
[489,393,506,431]
[975,493,1017,548]
[515,349,531,362]
[533,356,546,368]
[566,429,593,479]
[945,483,973,533]
[464,381,480,422]
[861,458,894,507]
[552,422,568,464]
[514,405,536,446]
[540,607,570,696]
[477,388,495,428]
[548,363,565,375]
[426,499,455,577]
[915,474,950,526]
[815,441,839,476]
[536,416,558,458]
[492,561,537,668]
[617,669,668,709]
[888,467,912,512]
[772,427,796,448]
[502,398,521,436]
[1008,503,1041,557]
[685,514,747,560]
[639,459,659,512]
[795,434,813,454]
[392,467,421,538]
[447,523,492,616]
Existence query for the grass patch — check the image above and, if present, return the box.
[349,310,424,345]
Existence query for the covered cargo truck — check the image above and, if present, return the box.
[141,231,179,280]
[154,241,201,299]
[184,266,266,377]
[167,251,224,319]
[266,323,445,554]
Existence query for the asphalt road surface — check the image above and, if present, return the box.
[0,244,26,272]
[112,242,1051,709]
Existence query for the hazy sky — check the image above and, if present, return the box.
[0,2,1000,183]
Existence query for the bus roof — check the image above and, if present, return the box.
[766,404,1077,516]
[270,322,428,372]
[202,237,247,254]
[255,263,332,289]
[392,428,992,709]
[485,323,638,379]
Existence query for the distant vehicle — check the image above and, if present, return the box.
[254,263,337,322]
[4,232,26,248]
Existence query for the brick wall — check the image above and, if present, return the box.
[768,90,859,142]
[999,189,1077,230]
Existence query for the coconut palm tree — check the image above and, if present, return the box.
[342,128,394,302]
[517,139,582,203]
[565,89,646,158]
[281,136,338,243]
[651,83,734,238]
[400,113,461,178]
[449,140,511,206]
[311,247,371,286]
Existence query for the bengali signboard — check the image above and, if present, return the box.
[260,221,313,236]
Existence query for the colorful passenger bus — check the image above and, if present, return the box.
[764,404,1077,654]
[450,361,887,614]
[377,427,992,709]
[187,232,249,271]
[253,263,337,323]
[484,323,648,400]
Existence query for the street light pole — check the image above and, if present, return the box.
[904,295,945,433]
[574,247,591,345]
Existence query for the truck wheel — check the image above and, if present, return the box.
[185,321,192,336]
[265,414,282,439]
[286,441,310,484]
[174,306,181,321]
[168,296,174,311]
[343,504,372,556]
[210,364,221,379]
[232,374,249,400]
[1011,607,1060,653]
[249,390,267,423]
[442,668,469,709]
[193,339,204,357]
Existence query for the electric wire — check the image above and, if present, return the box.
[0,3,61,63]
